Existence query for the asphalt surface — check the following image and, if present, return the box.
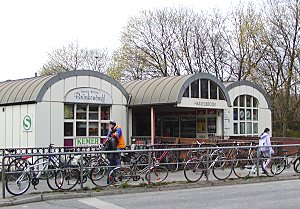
[4,179,300,209]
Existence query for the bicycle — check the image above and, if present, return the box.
[5,156,61,196]
[271,147,300,175]
[184,146,233,182]
[107,151,169,186]
[232,142,258,178]
[238,151,276,177]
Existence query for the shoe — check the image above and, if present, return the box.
[262,167,268,175]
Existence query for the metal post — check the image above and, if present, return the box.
[256,146,260,177]
[150,107,155,145]
[2,155,6,199]
[206,147,209,182]
[147,149,152,185]
[80,153,84,190]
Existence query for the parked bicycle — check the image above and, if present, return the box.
[271,147,300,175]
[184,146,233,182]
[106,151,169,186]
[6,144,80,195]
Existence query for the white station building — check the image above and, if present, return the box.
[0,70,272,148]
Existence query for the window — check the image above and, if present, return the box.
[181,79,226,102]
[219,89,225,100]
[64,104,111,146]
[183,86,189,97]
[239,95,245,107]
[233,95,259,136]
[191,80,199,98]
[201,79,209,99]
[210,81,218,99]
[233,97,238,106]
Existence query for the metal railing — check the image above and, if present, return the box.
[1,143,300,198]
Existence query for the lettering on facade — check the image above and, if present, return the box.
[194,101,217,107]
[74,91,106,103]
[66,88,112,104]
[75,137,100,146]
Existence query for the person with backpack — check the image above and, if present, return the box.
[259,128,274,174]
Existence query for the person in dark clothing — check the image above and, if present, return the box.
[103,129,119,168]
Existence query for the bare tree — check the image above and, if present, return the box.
[39,42,109,76]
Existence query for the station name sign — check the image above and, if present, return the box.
[194,101,217,107]
[65,88,112,104]
[177,97,227,109]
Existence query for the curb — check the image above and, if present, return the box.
[1,175,299,207]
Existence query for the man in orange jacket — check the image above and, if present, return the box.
[105,120,126,149]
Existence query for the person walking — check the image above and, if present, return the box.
[259,128,274,174]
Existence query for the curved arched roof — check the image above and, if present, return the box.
[226,80,272,109]
[123,73,231,106]
[0,70,129,106]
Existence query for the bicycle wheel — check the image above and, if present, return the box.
[46,169,62,191]
[212,157,233,180]
[57,167,80,190]
[108,166,131,186]
[7,158,30,172]
[136,154,149,171]
[6,172,31,196]
[90,161,110,188]
[34,157,57,180]
[184,158,205,182]
[264,158,276,177]
[145,166,168,183]
[233,158,252,178]
[293,157,300,173]
[166,152,179,172]
[271,157,286,175]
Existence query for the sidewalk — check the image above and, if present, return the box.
[1,168,300,207]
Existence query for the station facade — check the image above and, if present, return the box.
[0,70,271,148]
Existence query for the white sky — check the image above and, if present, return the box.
[0,0,239,81]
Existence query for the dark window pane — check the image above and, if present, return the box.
[183,86,189,97]
[89,105,99,120]
[162,117,179,137]
[210,81,217,99]
[253,97,259,107]
[101,123,109,136]
[76,122,87,136]
[240,122,245,134]
[246,109,252,120]
[64,138,73,147]
[89,122,99,136]
[246,95,251,107]
[253,109,258,121]
[76,104,87,119]
[201,79,208,99]
[207,117,216,133]
[239,95,245,107]
[101,106,110,120]
[233,108,238,120]
[247,122,252,134]
[64,122,73,136]
[64,104,74,119]
[219,89,225,100]
[180,116,196,138]
[191,80,199,98]
[234,123,238,134]
[233,97,238,106]
[253,123,258,134]
[239,109,245,120]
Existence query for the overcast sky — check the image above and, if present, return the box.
[0,0,242,81]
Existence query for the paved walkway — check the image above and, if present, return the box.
[1,166,299,207]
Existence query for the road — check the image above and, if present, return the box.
[5,179,300,209]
